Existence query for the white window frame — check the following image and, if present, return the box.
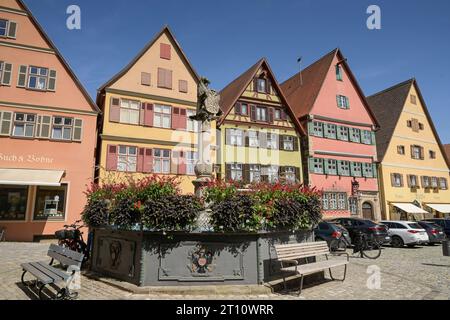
[411,146,421,160]
[229,129,243,146]
[257,78,267,93]
[439,178,448,190]
[12,113,35,138]
[119,99,140,125]
[313,158,324,174]
[249,164,261,183]
[284,167,296,183]
[312,121,323,137]
[187,151,198,175]
[248,131,259,147]
[28,66,48,90]
[153,149,171,174]
[231,163,243,181]
[267,166,279,183]
[0,19,7,37]
[117,146,137,172]
[256,106,267,122]
[393,174,402,187]
[283,136,294,151]
[186,109,199,132]
[154,104,172,129]
[51,116,73,141]
[266,133,278,149]
[337,95,349,109]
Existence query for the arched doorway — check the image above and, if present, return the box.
[362,202,374,220]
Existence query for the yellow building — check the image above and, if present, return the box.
[367,79,450,220]
[217,59,305,183]
[96,26,216,193]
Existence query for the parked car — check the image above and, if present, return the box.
[417,221,446,245]
[329,217,391,245]
[314,221,352,245]
[421,219,450,239]
[380,221,429,247]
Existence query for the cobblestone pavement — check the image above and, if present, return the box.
[0,242,448,300]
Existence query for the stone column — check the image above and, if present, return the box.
[193,120,213,199]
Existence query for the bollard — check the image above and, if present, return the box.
[442,240,450,257]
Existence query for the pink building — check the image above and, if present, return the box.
[0,0,99,241]
[281,49,381,220]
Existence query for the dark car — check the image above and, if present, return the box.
[314,221,352,245]
[422,219,450,239]
[417,221,446,244]
[329,217,391,245]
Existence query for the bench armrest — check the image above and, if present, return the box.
[329,252,350,262]
[67,265,81,274]
[280,259,299,266]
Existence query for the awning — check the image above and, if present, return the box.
[426,203,450,214]
[392,203,428,214]
[0,169,64,186]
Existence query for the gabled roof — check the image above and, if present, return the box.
[367,78,450,168]
[366,79,413,161]
[16,0,100,114]
[280,48,379,127]
[98,25,200,93]
[218,58,306,136]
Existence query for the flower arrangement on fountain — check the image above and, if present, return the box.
[203,179,323,232]
[82,174,322,233]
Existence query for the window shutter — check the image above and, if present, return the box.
[178,108,187,130]
[178,151,187,175]
[72,119,83,141]
[47,70,57,91]
[295,167,301,182]
[139,103,145,125]
[253,78,258,92]
[157,68,165,88]
[308,122,314,135]
[17,65,27,87]
[399,175,404,187]
[179,80,188,93]
[324,160,330,174]
[390,173,396,187]
[137,148,145,172]
[268,107,274,123]
[225,164,232,181]
[266,79,272,94]
[172,107,180,129]
[244,131,250,147]
[143,149,153,173]
[250,105,256,121]
[1,63,12,85]
[420,146,424,160]
[235,102,241,115]
[160,43,171,60]
[141,72,151,86]
[281,109,287,120]
[243,164,250,183]
[279,135,285,150]
[336,95,341,107]
[109,98,120,122]
[106,145,118,171]
[39,115,51,138]
[406,175,411,187]
[165,69,173,89]
[308,157,316,173]
[372,163,377,178]
[293,136,299,151]
[0,111,13,136]
[371,132,376,145]
[259,132,267,149]
[345,97,350,109]
[7,21,17,38]
[225,129,231,145]
[170,151,179,174]
[144,103,154,127]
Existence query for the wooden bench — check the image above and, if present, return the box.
[20,244,84,300]
[274,241,349,295]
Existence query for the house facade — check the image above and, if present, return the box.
[217,59,305,184]
[0,0,99,241]
[367,79,450,220]
[96,26,215,194]
[281,49,381,220]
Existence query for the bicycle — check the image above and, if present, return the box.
[352,231,382,259]
[329,231,381,259]
[55,220,91,265]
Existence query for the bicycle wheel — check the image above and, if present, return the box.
[362,240,381,259]
[330,238,347,252]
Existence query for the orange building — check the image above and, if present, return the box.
[0,0,99,241]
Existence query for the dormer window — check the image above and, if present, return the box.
[0,19,17,39]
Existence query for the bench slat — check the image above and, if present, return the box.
[21,263,54,284]
[29,262,66,283]
[35,261,70,281]
[275,241,328,248]
[278,250,330,261]
[276,243,329,251]
[281,259,348,275]
[48,244,84,265]
[48,252,83,268]
[276,246,329,254]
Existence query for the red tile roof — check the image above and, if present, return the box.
[218,58,306,135]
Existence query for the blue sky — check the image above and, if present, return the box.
[24,0,450,143]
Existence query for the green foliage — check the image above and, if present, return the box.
[210,194,258,232]
[142,195,202,232]
[81,198,109,228]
